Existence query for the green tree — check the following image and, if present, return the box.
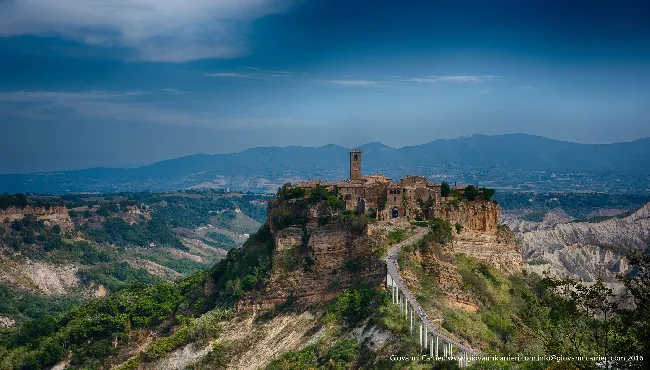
[481,187,496,201]
[463,185,479,201]
[441,181,451,197]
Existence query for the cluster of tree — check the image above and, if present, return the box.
[440,182,495,201]
[0,285,82,324]
[85,215,186,250]
[272,210,309,230]
[4,215,64,257]
[0,281,190,369]
[207,224,275,306]
[460,185,495,201]
[518,249,650,369]
[79,261,161,292]
[0,193,27,209]
[267,338,360,370]
[278,184,306,200]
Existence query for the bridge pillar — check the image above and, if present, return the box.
[443,342,446,357]
[397,287,402,314]
[405,296,409,319]
[449,344,453,358]
[409,303,412,332]
[429,335,434,358]
[419,321,423,348]
[422,326,429,349]
[435,336,439,359]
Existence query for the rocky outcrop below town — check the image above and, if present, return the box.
[239,196,517,310]
[436,200,499,233]
[453,227,522,275]
[238,198,385,310]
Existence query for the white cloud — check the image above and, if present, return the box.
[0,0,294,62]
[402,75,500,83]
[329,80,393,87]
[205,68,306,79]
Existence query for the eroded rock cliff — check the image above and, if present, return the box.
[238,199,384,310]
[452,227,522,275]
[511,203,650,291]
[436,200,499,233]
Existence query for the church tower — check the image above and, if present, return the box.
[350,150,362,180]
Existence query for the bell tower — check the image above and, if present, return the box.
[349,150,362,180]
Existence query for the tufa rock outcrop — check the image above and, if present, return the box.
[237,199,385,310]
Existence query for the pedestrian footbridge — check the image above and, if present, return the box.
[385,228,480,368]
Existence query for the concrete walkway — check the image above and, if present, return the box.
[384,227,479,366]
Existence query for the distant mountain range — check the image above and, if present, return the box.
[2,134,649,194]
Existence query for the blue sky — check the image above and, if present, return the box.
[1,0,649,173]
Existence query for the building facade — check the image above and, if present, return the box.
[296,150,443,220]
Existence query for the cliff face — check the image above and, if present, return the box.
[0,206,73,231]
[518,203,650,255]
[0,206,69,220]
[436,200,498,234]
[514,203,650,288]
[452,228,522,275]
[238,199,384,310]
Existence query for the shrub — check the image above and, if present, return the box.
[275,249,302,272]
[388,229,406,244]
[340,212,370,234]
[328,289,385,326]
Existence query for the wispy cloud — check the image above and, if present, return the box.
[0,90,146,102]
[0,90,317,129]
[161,88,188,94]
[402,75,500,83]
[329,80,393,87]
[204,72,256,78]
[205,67,307,79]
[0,0,295,62]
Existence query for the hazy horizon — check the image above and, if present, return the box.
[2,0,649,174]
[1,133,649,175]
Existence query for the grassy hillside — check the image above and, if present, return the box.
[0,190,271,326]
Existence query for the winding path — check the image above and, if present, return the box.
[384,227,479,366]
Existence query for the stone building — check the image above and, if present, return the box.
[296,150,443,221]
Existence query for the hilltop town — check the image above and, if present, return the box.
[295,150,496,222]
